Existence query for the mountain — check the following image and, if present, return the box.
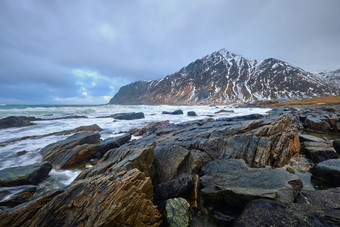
[110,49,340,104]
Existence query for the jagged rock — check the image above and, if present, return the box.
[0,169,162,226]
[162,198,191,227]
[297,187,340,209]
[0,187,36,208]
[0,162,52,187]
[286,154,312,172]
[162,109,183,115]
[0,116,37,129]
[187,111,197,116]
[216,113,263,122]
[97,133,131,156]
[311,159,340,186]
[76,141,155,180]
[234,199,340,226]
[302,141,338,163]
[129,120,172,136]
[298,110,340,132]
[334,139,340,154]
[201,159,248,175]
[154,174,194,204]
[200,159,303,211]
[0,190,63,227]
[40,132,100,168]
[113,112,145,120]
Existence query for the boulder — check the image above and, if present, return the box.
[234,199,340,226]
[0,116,37,129]
[334,139,340,154]
[302,141,338,163]
[0,169,162,227]
[187,111,197,116]
[162,198,191,227]
[0,162,52,187]
[154,174,194,204]
[162,109,183,115]
[113,112,145,120]
[40,132,101,167]
[200,159,303,211]
[299,133,326,143]
[297,187,340,209]
[311,159,340,186]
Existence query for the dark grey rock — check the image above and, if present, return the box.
[0,116,37,129]
[297,187,340,209]
[0,162,52,187]
[97,133,131,156]
[311,159,340,186]
[299,134,326,143]
[302,141,338,163]
[162,109,183,115]
[113,112,145,120]
[201,159,302,211]
[0,187,36,208]
[154,174,194,204]
[234,199,340,227]
[187,111,197,116]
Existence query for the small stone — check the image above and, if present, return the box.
[163,198,191,227]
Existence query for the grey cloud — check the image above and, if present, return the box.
[0,0,339,104]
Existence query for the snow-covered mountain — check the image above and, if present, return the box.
[110,49,340,104]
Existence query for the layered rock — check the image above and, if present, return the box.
[311,159,340,186]
[0,116,37,129]
[0,169,162,227]
[302,141,338,163]
[113,112,145,120]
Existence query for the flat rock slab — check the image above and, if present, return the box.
[297,187,340,209]
[113,112,145,120]
[0,162,52,187]
[311,159,340,186]
[234,199,340,226]
[302,141,338,163]
[201,159,302,210]
[162,109,183,115]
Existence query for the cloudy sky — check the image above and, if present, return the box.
[1,0,339,104]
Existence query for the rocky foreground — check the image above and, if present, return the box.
[1,106,340,226]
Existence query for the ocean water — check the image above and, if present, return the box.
[0,104,271,202]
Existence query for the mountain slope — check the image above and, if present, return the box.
[110,49,340,104]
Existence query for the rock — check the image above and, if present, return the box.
[0,190,63,227]
[187,111,197,116]
[0,162,52,187]
[200,159,303,211]
[234,199,340,226]
[0,187,36,208]
[113,112,145,120]
[311,159,340,186]
[0,169,162,226]
[154,174,194,204]
[128,120,172,136]
[302,141,338,163]
[76,141,155,180]
[286,154,312,172]
[0,190,10,201]
[334,139,340,154]
[16,150,29,156]
[216,113,263,122]
[54,144,100,169]
[214,109,235,114]
[40,132,101,168]
[201,159,248,175]
[153,145,191,184]
[0,116,37,129]
[162,109,183,115]
[297,187,340,209]
[97,133,131,156]
[162,198,191,227]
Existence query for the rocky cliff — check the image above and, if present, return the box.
[110,49,340,104]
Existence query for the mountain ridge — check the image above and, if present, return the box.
[110,49,340,104]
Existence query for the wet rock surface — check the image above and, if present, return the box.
[113,112,145,120]
[0,162,52,187]
[302,141,338,163]
[187,111,197,116]
[0,116,37,129]
[311,159,340,186]
[162,109,184,115]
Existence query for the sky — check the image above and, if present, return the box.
[0,0,339,104]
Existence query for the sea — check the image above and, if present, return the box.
[0,104,271,202]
